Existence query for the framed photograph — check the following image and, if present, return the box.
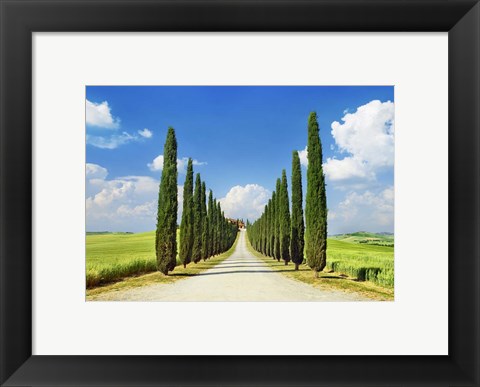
[1,1,479,386]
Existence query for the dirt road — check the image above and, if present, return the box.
[90,230,366,301]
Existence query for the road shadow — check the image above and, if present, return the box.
[171,269,347,277]
[219,260,262,264]
[212,264,267,269]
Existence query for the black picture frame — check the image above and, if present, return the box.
[1,1,479,386]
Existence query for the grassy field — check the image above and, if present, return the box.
[330,231,394,247]
[245,234,394,300]
[86,234,239,299]
[326,239,394,288]
[86,230,177,288]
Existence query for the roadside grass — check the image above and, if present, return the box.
[86,232,239,299]
[245,237,394,301]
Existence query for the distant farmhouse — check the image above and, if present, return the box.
[227,218,245,230]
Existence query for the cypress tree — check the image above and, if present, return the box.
[266,199,272,256]
[207,190,214,258]
[305,112,327,277]
[216,202,222,254]
[212,198,218,255]
[179,158,194,268]
[270,191,277,259]
[192,173,203,263]
[274,178,282,261]
[290,150,305,270]
[279,169,291,265]
[222,210,227,252]
[155,127,178,275]
[200,181,208,260]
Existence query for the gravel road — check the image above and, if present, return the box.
[90,230,366,302]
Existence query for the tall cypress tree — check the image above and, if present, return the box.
[192,173,203,263]
[305,112,327,277]
[179,158,194,268]
[261,205,267,254]
[270,191,277,260]
[216,201,222,254]
[266,199,272,257]
[212,198,218,255]
[274,178,282,261]
[207,190,214,258]
[200,181,209,261]
[279,169,291,265]
[290,150,305,270]
[155,127,178,274]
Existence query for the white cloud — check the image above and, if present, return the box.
[330,186,394,234]
[148,155,164,171]
[86,99,120,129]
[219,184,270,221]
[87,132,139,149]
[148,155,207,173]
[85,164,185,232]
[298,146,308,168]
[86,163,108,180]
[138,128,153,138]
[323,156,374,181]
[324,100,394,182]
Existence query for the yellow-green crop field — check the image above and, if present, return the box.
[86,230,393,290]
[326,240,394,288]
[86,230,178,288]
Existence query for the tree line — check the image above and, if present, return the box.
[179,158,237,268]
[155,127,237,275]
[247,112,327,277]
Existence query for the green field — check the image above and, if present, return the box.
[87,230,393,290]
[330,231,394,247]
[86,230,177,288]
[326,239,394,288]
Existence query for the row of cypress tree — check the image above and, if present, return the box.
[247,112,327,276]
[155,127,237,275]
[246,163,301,269]
[179,158,237,268]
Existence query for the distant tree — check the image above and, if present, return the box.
[274,178,282,261]
[290,150,305,270]
[200,181,209,261]
[261,204,268,254]
[279,169,291,265]
[192,173,203,263]
[155,127,178,274]
[305,112,327,277]
[179,158,194,268]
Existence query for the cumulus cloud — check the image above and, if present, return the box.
[138,128,153,138]
[148,155,164,171]
[298,146,308,168]
[330,186,394,234]
[219,184,270,221]
[323,100,394,182]
[85,164,184,232]
[86,99,120,129]
[148,155,207,173]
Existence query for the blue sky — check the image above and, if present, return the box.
[86,86,394,234]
